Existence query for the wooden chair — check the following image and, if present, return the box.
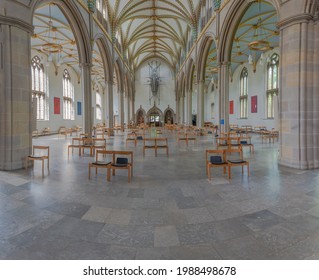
[80,137,94,156]
[226,146,250,179]
[155,137,169,156]
[240,135,254,153]
[107,151,133,182]
[25,145,50,177]
[88,150,112,180]
[216,136,229,149]
[143,138,156,156]
[92,138,107,155]
[126,132,137,147]
[206,149,229,180]
[67,137,83,159]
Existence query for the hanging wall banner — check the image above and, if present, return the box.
[229,100,234,114]
[54,97,60,114]
[77,101,82,115]
[251,95,257,113]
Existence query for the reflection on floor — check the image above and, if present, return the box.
[1,132,319,260]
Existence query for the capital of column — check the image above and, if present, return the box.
[79,62,93,69]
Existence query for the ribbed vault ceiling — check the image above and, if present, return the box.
[105,0,203,70]
[31,0,279,87]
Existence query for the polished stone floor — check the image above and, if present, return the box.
[1,130,319,260]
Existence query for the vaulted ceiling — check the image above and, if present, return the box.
[103,0,203,70]
[31,0,279,86]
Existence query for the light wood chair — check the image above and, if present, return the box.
[80,137,94,156]
[88,150,112,180]
[226,146,250,179]
[92,138,107,156]
[206,149,229,180]
[126,132,137,147]
[155,137,169,156]
[25,145,50,177]
[68,137,84,159]
[143,138,156,156]
[107,151,133,182]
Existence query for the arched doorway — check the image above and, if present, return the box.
[147,105,163,127]
[164,106,175,124]
[136,106,146,125]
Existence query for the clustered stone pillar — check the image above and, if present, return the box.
[218,61,229,133]
[119,90,124,127]
[106,81,114,128]
[81,63,93,135]
[180,95,185,124]
[186,90,192,126]
[278,16,319,169]
[0,18,33,170]
[197,80,205,127]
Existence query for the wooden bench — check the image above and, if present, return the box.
[206,149,229,180]
[177,132,196,146]
[89,150,133,182]
[143,138,169,156]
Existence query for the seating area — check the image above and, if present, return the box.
[16,125,319,260]
[89,150,133,182]
[206,145,249,180]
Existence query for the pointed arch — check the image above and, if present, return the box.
[31,0,91,65]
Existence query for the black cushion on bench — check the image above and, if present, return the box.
[111,157,128,167]
[210,156,225,164]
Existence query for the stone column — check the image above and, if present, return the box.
[131,97,135,124]
[218,62,229,133]
[81,63,93,135]
[106,81,114,128]
[125,94,131,125]
[180,95,185,124]
[102,82,107,124]
[186,90,192,126]
[277,16,319,169]
[175,95,180,124]
[119,90,124,127]
[197,80,205,127]
[0,18,33,170]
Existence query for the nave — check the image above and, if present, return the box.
[1,131,319,259]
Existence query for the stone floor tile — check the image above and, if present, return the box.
[154,225,180,247]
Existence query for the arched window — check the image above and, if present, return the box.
[96,88,102,121]
[266,53,279,118]
[31,56,48,120]
[240,67,248,118]
[63,69,74,120]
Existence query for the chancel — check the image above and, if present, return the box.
[0,0,319,260]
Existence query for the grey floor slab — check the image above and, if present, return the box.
[1,133,319,259]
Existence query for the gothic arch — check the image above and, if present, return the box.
[163,106,175,124]
[147,105,164,125]
[31,0,91,65]
[94,34,113,83]
[196,34,217,81]
[186,59,196,92]
[219,0,280,64]
[136,106,147,125]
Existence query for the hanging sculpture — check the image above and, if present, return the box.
[147,61,161,105]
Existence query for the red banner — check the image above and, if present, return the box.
[229,100,234,114]
[54,97,60,114]
[251,95,257,113]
